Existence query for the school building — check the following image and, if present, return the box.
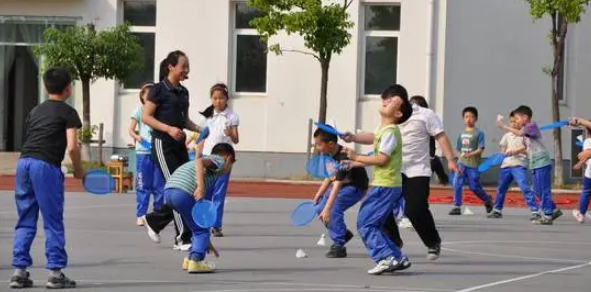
[1,0,591,182]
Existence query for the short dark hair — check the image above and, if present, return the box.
[212,143,236,163]
[462,106,478,119]
[513,105,533,118]
[43,68,71,94]
[509,110,516,117]
[410,95,429,108]
[313,127,338,143]
[381,84,408,101]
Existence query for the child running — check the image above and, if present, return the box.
[569,117,591,223]
[488,111,540,220]
[343,84,413,275]
[129,83,164,226]
[312,126,368,258]
[450,106,493,215]
[165,141,235,273]
[497,105,562,224]
[10,68,83,289]
[198,83,239,237]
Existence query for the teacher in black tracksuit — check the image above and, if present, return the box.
[141,50,203,250]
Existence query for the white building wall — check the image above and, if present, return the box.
[0,0,120,148]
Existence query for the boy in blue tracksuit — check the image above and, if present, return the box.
[497,105,563,225]
[166,141,235,273]
[129,83,164,226]
[312,126,368,258]
[488,111,540,220]
[449,107,493,215]
[10,68,83,289]
[343,84,413,275]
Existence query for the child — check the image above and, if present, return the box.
[198,83,239,237]
[497,105,562,225]
[166,141,235,273]
[488,111,540,220]
[10,68,83,289]
[312,126,368,258]
[343,84,413,275]
[569,117,591,223]
[129,83,164,226]
[449,107,493,215]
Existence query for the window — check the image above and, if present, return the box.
[362,5,401,96]
[122,1,156,89]
[233,2,267,94]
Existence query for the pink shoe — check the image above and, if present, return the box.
[572,209,585,223]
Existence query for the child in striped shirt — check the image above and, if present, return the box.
[164,142,236,273]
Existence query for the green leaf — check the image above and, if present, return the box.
[522,0,590,23]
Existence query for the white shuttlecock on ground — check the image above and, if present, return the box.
[296,249,307,258]
[317,234,326,246]
[463,207,474,215]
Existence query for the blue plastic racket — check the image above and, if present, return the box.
[478,153,506,172]
[196,126,210,144]
[291,200,316,226]
[192,199,217,228]
[139,138,151,149]
[314,122,346,138]
[82,169,116,195]
[306,155,342,178]
[540,120,569,131]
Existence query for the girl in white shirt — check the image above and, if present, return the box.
[199,83,239,237]
[572,118,591,223]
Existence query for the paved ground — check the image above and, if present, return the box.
[0,191,590,292]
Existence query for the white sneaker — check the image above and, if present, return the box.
[367,256,411,275]
[173,243,192,251]
[572,209,585,223]
[141,216,160,243]
[398,218,413,229]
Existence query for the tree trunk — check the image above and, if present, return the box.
[318,59,329,124]
[551,17,567,187]
[81,79,92,161]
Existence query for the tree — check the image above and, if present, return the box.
[248,0,354,123]
[523,0,589,186]
[35,23,144,159]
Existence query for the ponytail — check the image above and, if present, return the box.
[158,59,168,81]
[200,83,230,118]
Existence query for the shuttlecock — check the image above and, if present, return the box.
[578,135,584,143]
[296,249,307,258]
[317,234,326,246]
[497,115,504,121]
[463,207,474,215]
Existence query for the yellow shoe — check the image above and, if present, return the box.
[187,260,215,273]
[182,257,190,270]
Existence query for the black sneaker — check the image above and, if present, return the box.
[9,272,33,289]
[484,200,494,214]
[530,212,542,221]
[551,209,563,220]
[427,244,441,260]
[344,229,354,245]
[487,211,503,219]
[211,228,224,237]
[46,273,76,289]
[325,245,347,258]
[449,207,461,215]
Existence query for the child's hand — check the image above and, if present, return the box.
[313,194,323,204]
[573,160,586,170]
[448,160,460,175]
[496,119,506,129]
[342,147,358,161]
[578,150,591,162]
[193,187,204,201]
[207,240,220,258]
[223,127,231,137]
[319,208,331,225]
[570,117,580,126]
[505,150,513,157]
[342,132,356,143]
[73,168,85,180]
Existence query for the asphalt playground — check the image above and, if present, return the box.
[0,191,590,292]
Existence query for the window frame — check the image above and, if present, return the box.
[231,1,268,97]
[359,3,401,99]
[119,0,157,92]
